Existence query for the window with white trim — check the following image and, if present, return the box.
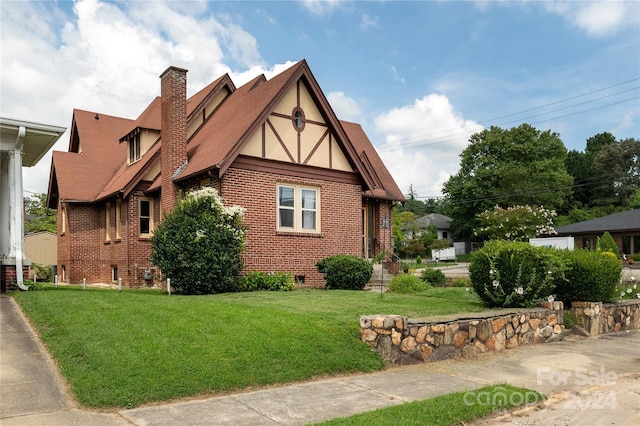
[129,133,141,164]
[139,198,153,237]
[277,184,319,232]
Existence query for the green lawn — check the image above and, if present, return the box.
[12,286,484,408]
[315,384,545,426]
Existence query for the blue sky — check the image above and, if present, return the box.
[1,0,638,198]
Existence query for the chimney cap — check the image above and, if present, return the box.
[160,66,188,79]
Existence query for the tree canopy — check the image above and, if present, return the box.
[24,193,57,234]
[442,124,573,240]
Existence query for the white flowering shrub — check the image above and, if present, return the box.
[474,205,557,241]
[151,188,246,295]
[469,240,566,308]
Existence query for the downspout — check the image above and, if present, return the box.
[15,126,28,290]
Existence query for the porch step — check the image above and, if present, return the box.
[365,263,393,292]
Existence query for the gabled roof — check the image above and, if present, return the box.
[555,209,640,235]
[49,60,406,206]
[48,109,132,206]
[341,120,405,201]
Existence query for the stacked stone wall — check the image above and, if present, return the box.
[360,303,565,365]
[571,300,640,336]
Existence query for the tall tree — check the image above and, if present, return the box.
[592,138,640,207]
[24,193,57,234]
[442,124,573,240]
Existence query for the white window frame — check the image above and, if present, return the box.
[277,184,320,233]
[139,198,154,237]
[129,133,141,164]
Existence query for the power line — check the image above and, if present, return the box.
[377,78,640,151]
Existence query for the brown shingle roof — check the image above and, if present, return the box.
[50,60,405,205]
[51,109,132,202]
[341,120,405,201]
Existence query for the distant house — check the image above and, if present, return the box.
[554,209,640,256]
[402,213,452,241]
[47,60,405,288]
[1,117,66,292]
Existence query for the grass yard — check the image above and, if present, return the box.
[315,384,545,426]
[12,286,484,408]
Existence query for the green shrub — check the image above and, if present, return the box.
[151,188,246,295]
[316,255,373,290]
[388,273,430,294]
[469,240,566,308]
[238,271,295,292]
[596,231,620,258]
[421,268,447,286]
[30,263,52,282]
[24,279,45,290]
[553,249,621,305]
[451,277,471,288]
[415,255,422,264]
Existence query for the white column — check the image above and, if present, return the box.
[9,126,27,290]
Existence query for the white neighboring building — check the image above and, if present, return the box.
[1,117,65,291]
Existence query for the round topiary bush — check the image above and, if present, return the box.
[151,188,246,295]
[469,240,566,308]
[316,254,373,290]
[387,273,430,294]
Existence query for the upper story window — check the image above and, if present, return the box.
[139,198,153,237]
[129,133,141,164]
[277,184,319,233]
[292,107,305,132]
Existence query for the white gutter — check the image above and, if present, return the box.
[14,126,28,290]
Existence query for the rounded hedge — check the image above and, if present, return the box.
[420,268,447,286]
[151,188,246,295]
[316,255,373,290]
[469,240,565,308]
[553,249,621,305]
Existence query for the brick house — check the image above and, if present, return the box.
[47,60,405,288]
[554,209,640,256]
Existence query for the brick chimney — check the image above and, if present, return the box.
[160,66,188,216]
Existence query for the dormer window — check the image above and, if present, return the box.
[129,133,141,163]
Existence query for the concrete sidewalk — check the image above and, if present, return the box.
[2,294,639,425]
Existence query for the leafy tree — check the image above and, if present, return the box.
[592,138,640,207]
[474,205,557,241]
[442,124,573,240]
[24,193,57,233]
[150,188,246,295]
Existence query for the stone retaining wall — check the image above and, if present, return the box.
[571,300,640,336]
[360,302,565,365]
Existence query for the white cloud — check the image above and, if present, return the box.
[360,13,380,31]
[327,91,363,122]
[374,94,483,198]
[300,0,346,16]
[0,0,281,195]
[390,65,405,85]
[544,1,638,37]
